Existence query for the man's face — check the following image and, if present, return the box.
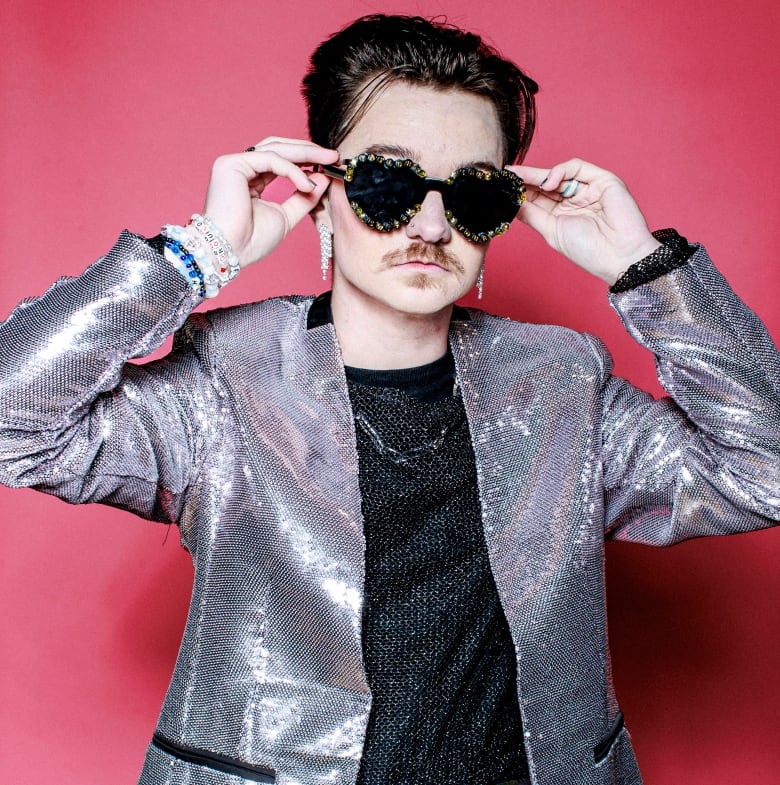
[322,82,505,317]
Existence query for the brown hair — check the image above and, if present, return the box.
[302,14,538,164]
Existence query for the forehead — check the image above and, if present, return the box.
[339,82,504,171]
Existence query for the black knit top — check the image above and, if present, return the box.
[346,352,528,785]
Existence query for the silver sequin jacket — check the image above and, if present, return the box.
[0,232,778,785]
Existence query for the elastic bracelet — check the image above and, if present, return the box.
[162,225,210,296]
[187,215,230,279]
[189,213,241,281]
[162,236,207,298]
[610,228,696,293]
[163,224,220,297]
[161,224,225,298]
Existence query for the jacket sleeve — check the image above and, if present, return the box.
[599,244,780,544]
[0,231,216,523]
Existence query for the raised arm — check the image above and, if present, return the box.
[0,139,337,520]
[601,245,780,542]
[511,157,780,541]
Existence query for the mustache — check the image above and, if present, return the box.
[381,242,465,274]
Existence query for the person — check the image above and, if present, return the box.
[0,13,777,785]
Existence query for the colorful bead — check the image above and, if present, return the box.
[189,214,241,281]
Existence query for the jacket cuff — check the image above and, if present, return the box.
[609,228,696,293]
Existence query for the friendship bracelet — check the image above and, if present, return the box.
[187,214,235,282]
[162,236,207,298]
[163,224,221,297]
[161,223,236,298]
[610,228,696,293]
[189,213,241,281]
[162,225,212,296]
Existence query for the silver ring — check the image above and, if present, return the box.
[559,179,582,198]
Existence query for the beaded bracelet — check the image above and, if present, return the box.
[162,225,212,297]
[163,224,221,297]
[609,229,696,293]
[161,223,233,298]
[162,236,207,298]
[189,213,241,282]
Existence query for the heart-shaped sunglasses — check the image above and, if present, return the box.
[319,152,526,243]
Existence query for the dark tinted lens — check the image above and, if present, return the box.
[344,160,424,228]
[448,173,521,235]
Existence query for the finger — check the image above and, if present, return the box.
[250,135,331,148]
[515,197,560,238]
[557,179,583,199]
[246,150,339,193]
[511,159,620,194]
[223,150,324,194]
[507,164,551,188]
[245,138,339,165]
[275,172,331,230]
[248,170,277,190]
[520,187,564,212]
[508,164,581,199]
[247,171,278,200]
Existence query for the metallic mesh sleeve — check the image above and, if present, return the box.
[0,231,211,522]
[602,245,780,543]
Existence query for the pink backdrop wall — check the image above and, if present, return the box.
[1,1,778,782]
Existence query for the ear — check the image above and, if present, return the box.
[309,183,333,232]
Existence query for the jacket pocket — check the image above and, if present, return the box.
[152,733,276,783]
[593,710,625,764]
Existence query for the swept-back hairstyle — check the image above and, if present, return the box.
[302,14,539,165]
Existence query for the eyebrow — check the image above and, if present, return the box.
[359,143,501,172]
[363,143,417,160]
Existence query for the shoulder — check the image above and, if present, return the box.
[172,295,314,361]
[206,294,313,330]
[460,308,613,376]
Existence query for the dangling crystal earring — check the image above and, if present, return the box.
[476,265,485,299]
[318,224,332,281]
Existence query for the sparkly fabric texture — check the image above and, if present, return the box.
[346,375,528,785]
[0,234,778,784]
[609,229,695,293]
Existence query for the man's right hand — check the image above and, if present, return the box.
[202,137,338,268]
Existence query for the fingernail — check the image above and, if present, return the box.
[308,178,317,188]
[540,177,548,186]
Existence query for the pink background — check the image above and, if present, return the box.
[1,1,778,782]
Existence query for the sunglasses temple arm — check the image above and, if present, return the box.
[315,164,346,180]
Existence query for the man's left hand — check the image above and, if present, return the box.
[509,159,661,284]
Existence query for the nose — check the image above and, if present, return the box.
[405,190,452,244]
